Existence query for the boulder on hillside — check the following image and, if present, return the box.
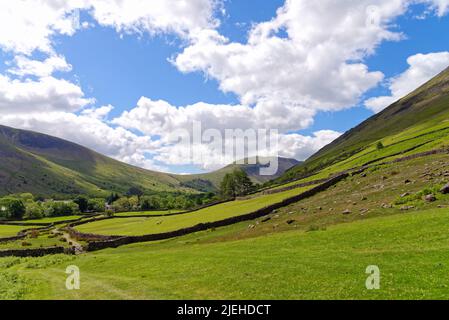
[342,209,351,215]
[425,194,437,202]
[440,183,449,194]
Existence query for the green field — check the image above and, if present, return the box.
[0,234,67,250]
[114,210,183,217]
[0,225,26,238]
[17,216,85,225]
[75,185,316,236]
[2,208,449,299]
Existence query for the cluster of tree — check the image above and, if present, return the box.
[74,196,105,213]
[0,185,221,220]
[220,169,254,199]
[0,193,81,220]
[107,189,217,212]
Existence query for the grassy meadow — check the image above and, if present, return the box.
[2,208,449,299]
[114,210,184,217]
[75,185,316,236]
[0,225,27,238]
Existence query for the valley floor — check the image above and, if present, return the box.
[1,153,449,300]
[1,207,449,300]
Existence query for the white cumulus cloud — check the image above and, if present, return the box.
[0,75,93,114]
[365,51,449,113]
[0,0,448,172]
[7,55,72,78]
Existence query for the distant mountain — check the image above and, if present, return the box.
[277,66,449,183]
[0,125,300,197]
[176,157,301,191]
[0,125,196,198]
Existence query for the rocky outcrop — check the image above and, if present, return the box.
[441,183,449,194]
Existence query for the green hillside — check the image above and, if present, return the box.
[0,125,195,198]
[277,66,449,183]
[0,125,299,197]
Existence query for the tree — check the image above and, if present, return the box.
[42,201,80,217]
[376,141,384,150]
[0,197,26,220]
[126,187,144,199]
[87,198,106,213]
[128,196,140,210]
[140,196,161,210]
[24,202,44,220]
[233,169,254,196]
[220,173,237,199]
[106,193,120,205]
[74,196,89,213]
[111,197,132,212]
[220,169,254,199]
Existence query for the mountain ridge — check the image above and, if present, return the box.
[277,66,449,183]
[0,124,298,197]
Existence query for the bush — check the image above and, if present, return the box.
[74,196,89,213]
[87,198,106,213]
[140,196,161,210]
[394,185,442,206]
[111,197,133,212]
[376,142,385,150]
[24,202,44,220]
[29,230,40,239]
[42,201,80,217]
[105,209,115,217]
[0,197,26,220]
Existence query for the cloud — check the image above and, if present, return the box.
[89,0,222,37]
[81,104,114,120]
[424,0,449,16]
[0,0,222,56]
[0,0,448,173]
[7,55,72,78]
[112,97,341,170]
[278,130,343,161]
[113,97,317,135]
[0,75,93,114]
[0,0,82,55]
[173,0,410,119]
[152,128,342,171]
[365,51,449,113]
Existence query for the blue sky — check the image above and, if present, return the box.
[53,1,449,132]
[0,0,448,174]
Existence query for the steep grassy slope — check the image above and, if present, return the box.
[0,125,299,197]
[278,66,449,183]
[0,125,194,197]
